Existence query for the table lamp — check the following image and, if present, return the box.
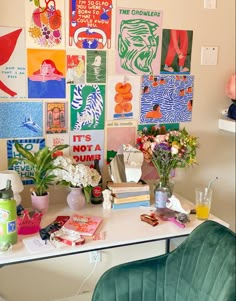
[0,170,24,205]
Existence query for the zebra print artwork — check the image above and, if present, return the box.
[140,74,194,124]
[71,84,105,130]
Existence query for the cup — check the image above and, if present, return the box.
[195,187,212,220]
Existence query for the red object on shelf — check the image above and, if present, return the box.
[17,210,43,235]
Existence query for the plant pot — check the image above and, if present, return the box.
[31,193,49,214]
[67,187,86,210]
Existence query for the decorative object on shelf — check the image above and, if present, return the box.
[102,189,112,209]
[137,125,198,208]
[52,156,101,207]
[66,187,86,210]
[0,170,24,206]
[17,208,43,235]
[9,142,69,213]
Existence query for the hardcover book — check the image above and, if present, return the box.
[107,182,149,193]
[113,190,150,198]
[112,200,150,210]
[62,214,103,236]
[112,194,151,204]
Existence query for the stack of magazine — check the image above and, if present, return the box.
[107,182,150,210]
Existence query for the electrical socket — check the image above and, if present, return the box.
[89,251,101,263]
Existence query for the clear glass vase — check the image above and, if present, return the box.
[154,174,174,209]
[67,187,86,210]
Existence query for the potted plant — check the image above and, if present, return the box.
[9,142,69,213]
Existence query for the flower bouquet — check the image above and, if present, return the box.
[136,125,198,207]
[53,156,101,203]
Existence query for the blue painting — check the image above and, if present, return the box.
[140,74,194,124]
[0,102,43,138]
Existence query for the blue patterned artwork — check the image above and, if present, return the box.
[0,102,43,138]
[140,74,194,124]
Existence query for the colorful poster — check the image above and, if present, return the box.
[106,120,137,163]
[45,102,67,134]
[70,130,104,168]
[70,84,105,130]
[140,74,194,124]
[160,29,193,74]
[7,139,45,184]
[27,48,66,98]
[0,102,43,139]
[25,0,65,48]
[86,50,106,83]
[116,8,163,75]
[66,51,86,85]
[68,0,113,49]
[45,133,69,156]
[107,75,141,120]
[0,27,26,99]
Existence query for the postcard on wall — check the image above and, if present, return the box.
[0,27,26,99]
[160,29,193,74]
[70,84,105,131]
[25,0,65,49]
[106,120,137,163]
[69,130,104,169]
[140,74,194,124]
[115,8,163,75]
[68,0,113,49]
[45,133,69,156]
[27,48,66,99]
[7,138,45,184]
[0,102,43,139]
[45,102,67,134]
[107,75,141,120]
[66,50,86,85]
[86,50,107,83]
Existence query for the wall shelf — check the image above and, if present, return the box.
[218,117,236,133]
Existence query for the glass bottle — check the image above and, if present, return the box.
[154,174,173,209]
[91,159,103,205]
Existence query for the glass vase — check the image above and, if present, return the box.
[154,174,174,209]
[67,187,86,210]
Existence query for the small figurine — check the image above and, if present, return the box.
[102,189,112,209]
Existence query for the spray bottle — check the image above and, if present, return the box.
[0,179,18,245]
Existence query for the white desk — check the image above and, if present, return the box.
[0,195,228,267]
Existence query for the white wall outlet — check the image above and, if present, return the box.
[89,251,101,263]
[204,0,217,9]
[201,46,218,65]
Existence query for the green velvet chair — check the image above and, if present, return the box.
[92,220,236,301]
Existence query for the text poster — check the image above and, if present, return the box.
[106,120,137,163]
[69,130,104,168]
[86,50,107,83]
[46,102,67,134]
[7,139,45,184]
[45,133,70,156]
[68,0,113,49]
[0,27,26,99]
[70,84,105,131]
[160,29,193,74]
[66,50,86,85]
[107,75,140,120]
[27,48,66,98]
[0,102,43,139]
[25,0,65,48]
[116,8,163,75]
[140,74,194,124]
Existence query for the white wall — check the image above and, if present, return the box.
[0,1,235,300]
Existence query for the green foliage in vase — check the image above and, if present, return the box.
[9,142,69,196]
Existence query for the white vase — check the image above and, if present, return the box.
[31,193,49,214]
[67,187,86,210]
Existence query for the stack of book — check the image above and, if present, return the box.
[107,182,151,209]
